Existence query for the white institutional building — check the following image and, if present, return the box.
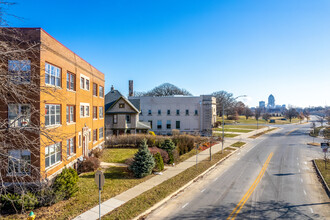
[129,95,217,135]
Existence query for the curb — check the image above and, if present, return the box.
[134,148,239,220]
[312,159,330,198]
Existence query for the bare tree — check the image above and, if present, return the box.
[135,83,192,97]
[0,3,72,214]
[284,108,299,123]
[262,113,271,121]
[255,108,262,121]
[212,91,235,117]
[243,106,253,119]
[303,108,310,122]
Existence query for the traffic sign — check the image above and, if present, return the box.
[95,170,105,190]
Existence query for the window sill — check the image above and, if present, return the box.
[45,161,62,172]
[45,84,62,89]
[45,124,62,129]
[67,154,76,160]
[67,89,76,93]
[93,118,98,120]
[67,122,76,125]
[80,88,90,91]
[93,95,98,97]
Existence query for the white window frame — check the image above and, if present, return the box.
[66,105,75,123]
[80,74,90,91]
[99,127,104,139]
[99,106,104,119]
[66,137,75,157]
[99,85,104,98]
[45,142,62,169]
[8,104,31,127]
[45,104,61,127]
[78,132,82,148]
[45,62,61,87]
[80,103,90,118]
[7,149,31,175]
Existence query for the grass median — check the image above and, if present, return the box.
[315,159,330,188]
[231,142,246,148]
[103,148,235,220]
[249,128,277,139]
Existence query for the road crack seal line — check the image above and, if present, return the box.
[227,152,274,220]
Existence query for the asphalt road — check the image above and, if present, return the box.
[147,120,330,219]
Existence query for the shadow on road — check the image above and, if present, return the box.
[168,201,328,219]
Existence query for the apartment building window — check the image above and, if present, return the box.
[176,109,180,115]
[66,105,75,123]
[93,129,97,142]
[80,75,90,90]
[67,72,75,91]
[158,110,161,115]
[176,121,180,129]
[45,63,61,87]
[148,120,152,129]
[148,110,152,115]
[8,149,31,175]
[78,133,82,147]
[157,120,162,129]
[45,142,61,168]
[93,83,98,96]
[8,104,31,127]
[166,120,171,129]
[167,109,171,115]
[45,104,61,126]
[80,104,89,117]
[99,86,104,97]
[8,60,31,84]
[99,127,104,139]
[119,103,125,108]
[195,110,198,115]
[126,115,131,123]
[93,106,97,119]
[186,109,189,115]
[99,107,104,119]
[113,114,118,124]
[66,137,75,156]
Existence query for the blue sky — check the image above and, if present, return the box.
[7,0,330,107]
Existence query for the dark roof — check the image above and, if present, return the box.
[105,90,123,111]
[129,99,140,111]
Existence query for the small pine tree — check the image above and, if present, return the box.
[160,139,176,152]
[154,152,164,171]
[130,140,155,178]
[52,167,79,200]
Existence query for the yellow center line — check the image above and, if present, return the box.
[286,128,299,136]
[227,152,273,220]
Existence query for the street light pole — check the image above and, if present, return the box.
[221,95,247,154]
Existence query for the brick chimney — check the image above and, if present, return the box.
[129,80,133,97]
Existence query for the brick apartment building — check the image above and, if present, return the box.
[0,28,105,183]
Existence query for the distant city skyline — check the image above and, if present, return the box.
[6,0,330,108]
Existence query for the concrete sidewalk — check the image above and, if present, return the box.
[74,127,271,220]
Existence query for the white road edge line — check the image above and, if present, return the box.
[304,190,307,195]
[213,177,218,182]
[310,208,314,213]
[201,189,206,193]
[182,203,189,209]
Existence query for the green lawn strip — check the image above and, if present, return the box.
[310,126,324,137]
[249,128,277,139]
[213,128,254,133]
[101,148,138,163]
[315,159,330,188]
[231,142,246,148]
[3,167,153,220]
[224,125,266,130]
[213,133,240,138]
[178,149,201,163]
[103,149,234,220]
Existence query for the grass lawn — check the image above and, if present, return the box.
[103,148,235,220]
[213,128,254,133]
[101,148,138,163]
[224,125,266,130]
[4,167,153,220]
[249,128,277,139]
[310,126,324,137]
[217,115,301,125]
[315,159,330,189]
[178,148,201,163]
[213,133,240,138]
[231,142,246,148]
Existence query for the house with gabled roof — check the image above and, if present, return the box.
[105,86,150,136]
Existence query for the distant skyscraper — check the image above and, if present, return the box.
[259,101,265,108]
[268,94,275,108]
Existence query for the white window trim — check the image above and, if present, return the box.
[7,149,31,176]
[45,104,61,127]
[45,62,61,88]
[89,129,92,143]
[45,143,62,170]
[80,103,90,118]
[99,127,104,140]
[78,132,82,148]
[80,74,90,91]
[99,106,104,119]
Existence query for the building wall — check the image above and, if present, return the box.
[38,29,105,179]
[131,96,216,135]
